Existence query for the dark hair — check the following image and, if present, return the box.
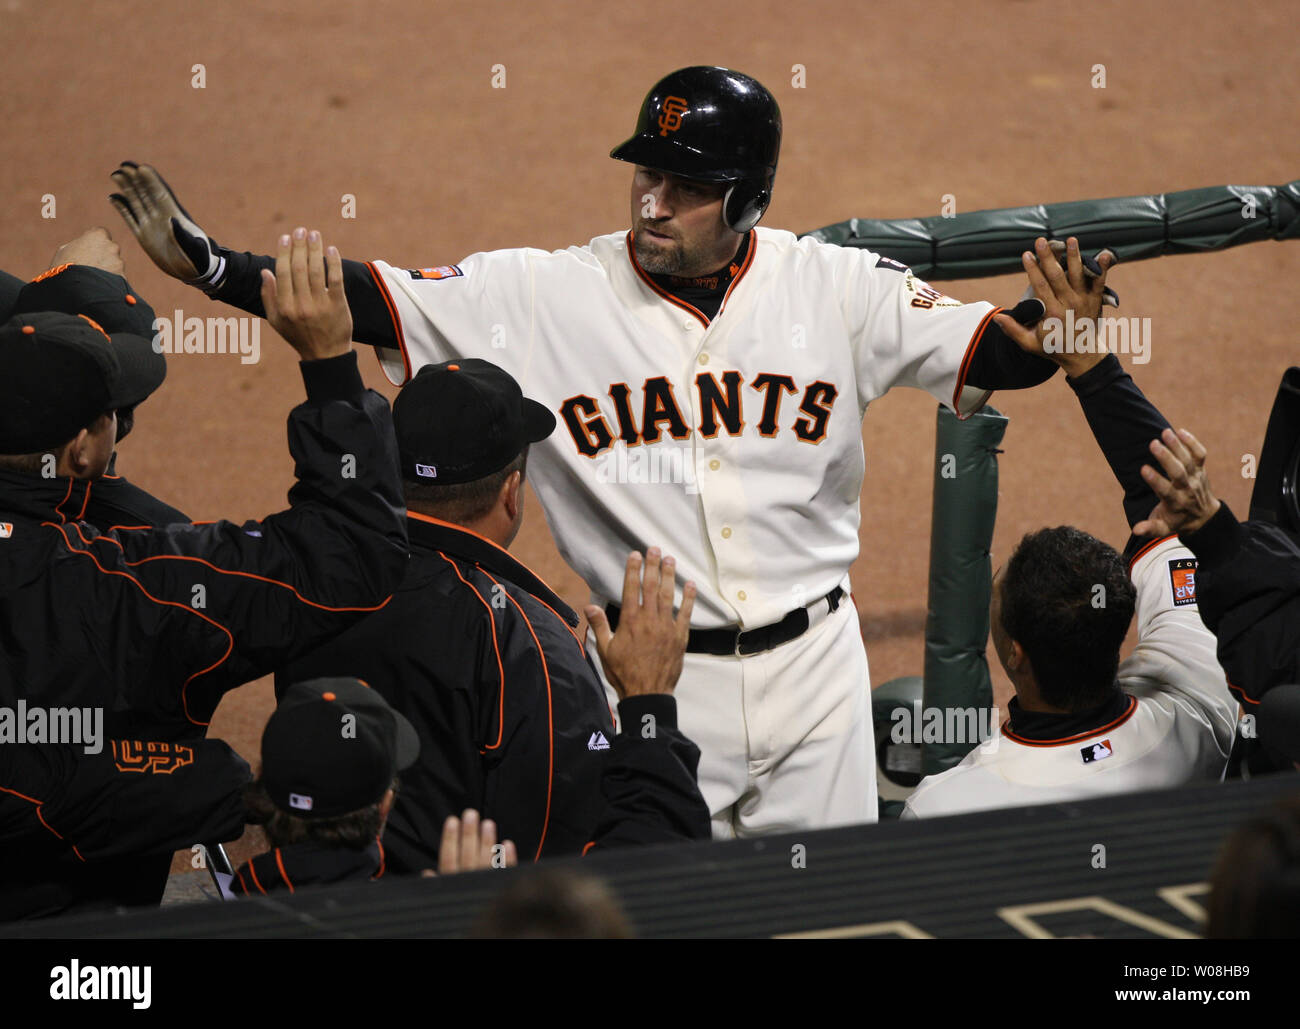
[242,777,391,851]
[999,526,1136,711]
[472,867,633,939]
[1206,795,1300,938]
[403,447,528,524]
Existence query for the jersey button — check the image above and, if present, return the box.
[697,353,710,365]
[737,590,748,601]
[721,527,732,539]
[709,459,720,471]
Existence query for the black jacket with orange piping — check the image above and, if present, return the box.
[277,514,617,869]
[0,351,407,741]
[0,351,408,917]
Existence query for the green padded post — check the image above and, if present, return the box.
[921,404,1008,775]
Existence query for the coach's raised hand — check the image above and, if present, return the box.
[993,236,1118,378]
[585,548,696,699]
[109,162,225,287]
[260,229,353,361]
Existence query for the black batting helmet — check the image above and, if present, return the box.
[611,66,782,233]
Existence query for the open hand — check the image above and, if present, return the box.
[1133,427,1222,537]
[584,548,695,699]
[993,236,1117,378]
[260,228,353,361]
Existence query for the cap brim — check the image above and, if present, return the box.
[523,398,556,443]
[108,332,166,409]
[610,135,740,181]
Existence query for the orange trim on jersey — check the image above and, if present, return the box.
[581,840,596,856]
[75,480,92,522]
[0,789,84,862]
[83,526,392,614]
[374,838,386,879]
[365,261,411,385]
[53,478,76,523]
[407,511,572,608]
[625,229,756,328]
[0,785,88,862]
[49,521,235,726]
[1000,695,1139,747]
[493,588,556,862]
[31,263,72,283]
[434,549,508,750]
[247,859,269,895]
[233,866,251,895]
[951,306,1002,419]
[274,848,296,893]
[1228,681,1259,706]
[1127,534,1178,571]
[479,568,586,663]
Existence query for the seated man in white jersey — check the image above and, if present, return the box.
[108,68,1115,836]
[903,259,1238,818]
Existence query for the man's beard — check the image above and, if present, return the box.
[634,225,689,275]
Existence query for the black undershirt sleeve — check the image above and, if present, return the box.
[963,324,1059,391]
[1065,353,1172,560]
[208,247,400,351]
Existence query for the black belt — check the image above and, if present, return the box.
[604,586,844,657]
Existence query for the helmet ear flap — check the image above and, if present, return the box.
[723,182,770,233]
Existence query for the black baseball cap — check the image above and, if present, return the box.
[393,358,556,485]
[11,265,165,410]
[261,677,420,820]
[0,312,156,453]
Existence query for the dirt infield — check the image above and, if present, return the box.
[3,0,1297,875]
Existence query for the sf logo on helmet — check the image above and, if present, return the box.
[657,96,689,136]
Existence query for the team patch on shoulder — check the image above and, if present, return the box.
[406,265,463,280]
[1168,557,1198,607]
[0,522,12,539]
[1081,738,1113,764]
[874,255,910,274]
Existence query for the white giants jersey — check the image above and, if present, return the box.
[902,537,1239,819]
[368,227,998,628]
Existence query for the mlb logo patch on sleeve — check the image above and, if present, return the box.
[407,265,463,281]
[874,255,910,274]
[1081,739,1113,764]
[1168,557,1198,606]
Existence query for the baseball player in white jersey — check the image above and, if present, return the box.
[110,66,1113,836]
[903,274,1238,819]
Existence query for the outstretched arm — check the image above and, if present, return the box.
[992,237,1165,557]
[109,162,400,349]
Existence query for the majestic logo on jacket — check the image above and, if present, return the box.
[1168,558,1197,607]
[560,372,839,457]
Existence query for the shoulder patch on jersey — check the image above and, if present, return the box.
[0,522,12,539]
[406,265,463,281]
[1081,738,1113,764]
[1168,557,1198,607]
[874,255,910,274]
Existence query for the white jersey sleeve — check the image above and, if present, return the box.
[1118,535,1238,755]
[830,246,999,418]
[364,250,543,386]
